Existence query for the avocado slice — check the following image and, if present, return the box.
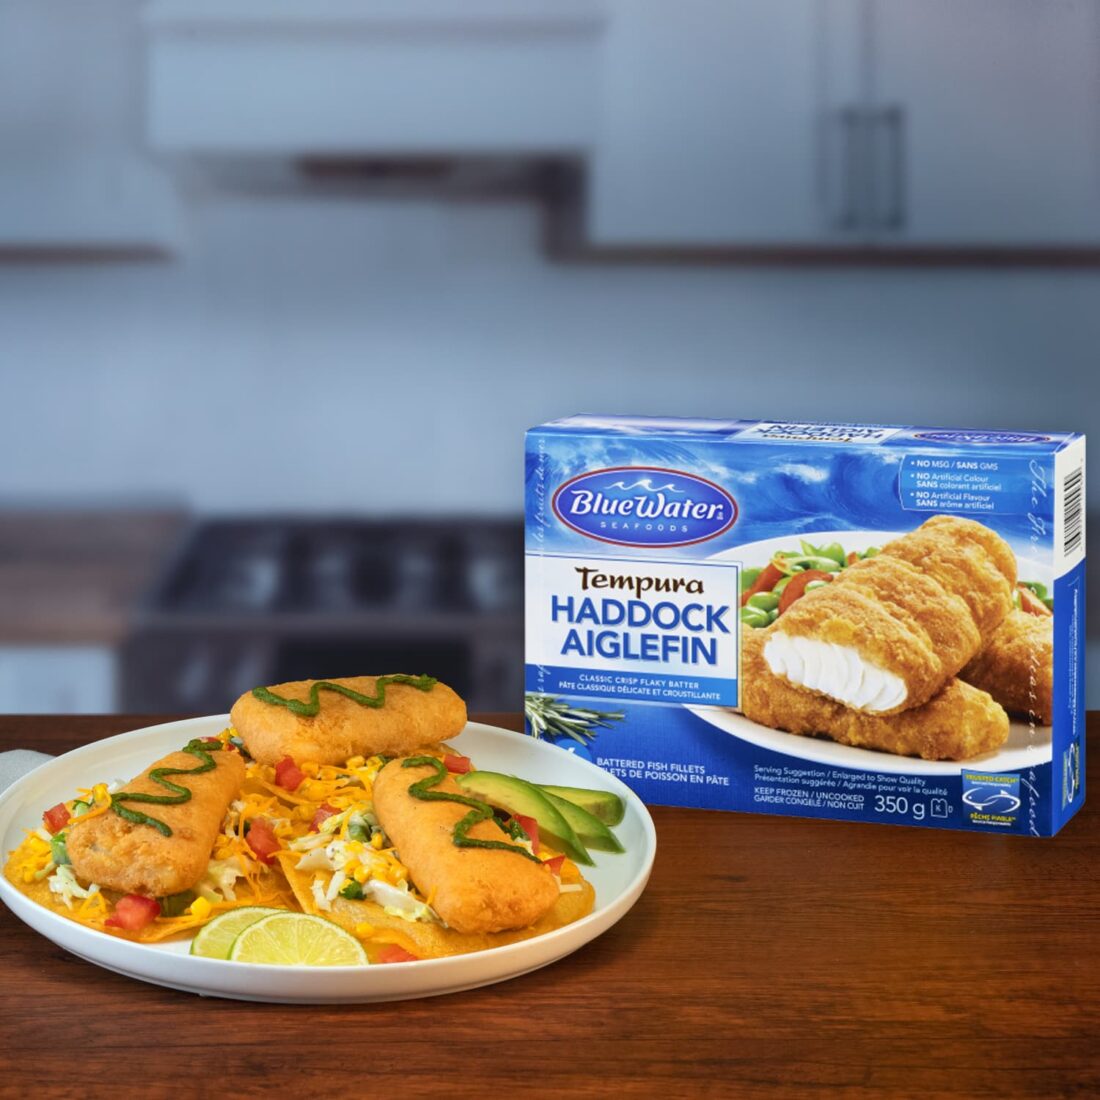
[454,771,593,866]
[537,784,625,826]
[543,791,624,853]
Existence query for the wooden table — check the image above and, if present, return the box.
[2,714,1098,1099]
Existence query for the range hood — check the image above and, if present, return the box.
[144,0,606,156]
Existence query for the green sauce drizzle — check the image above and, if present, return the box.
[109,738,224,838]
[401,756,542,863]
[251,674,437,717]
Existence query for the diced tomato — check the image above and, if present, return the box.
[1018,585,1053,617]
[246,818,280,865]
[443,753,472,774]
[310,802,340,832]
[514,814,540,855]
[741,562,785,607]
[105,894,161,931]
[377,945,419,964]
[777,569,833,615]
[201,737,222,746]
[42,803,71,835]
[543,854,566,876]
[274,755,305,792]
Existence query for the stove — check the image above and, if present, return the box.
[120,518,523,713]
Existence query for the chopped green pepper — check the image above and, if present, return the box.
[49,833,70,866]
[159,890,197,917]
[740,567,762,593]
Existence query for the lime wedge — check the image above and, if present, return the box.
[228,912,369,967]
[189,907,285,959]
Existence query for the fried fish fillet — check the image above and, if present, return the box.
[880,514,1019,642]
[742,629,1009,761]
[373,758,560,935]
[231,676,467,766]
[275,852,594,960]
[762,515,1016,715]
[66,745,245,896]
[961,609,1054,725]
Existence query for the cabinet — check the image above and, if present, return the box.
[0,648,115,714]
[0,1,180,252]
[588,0,829,245]
[588,0,1100,249]
[868,0,1100,243]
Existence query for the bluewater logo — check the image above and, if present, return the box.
[913,431,1052,445]
[551,466,738,548]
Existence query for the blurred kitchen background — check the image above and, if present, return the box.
[0,0,1097,714]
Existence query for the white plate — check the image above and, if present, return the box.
[690,706,1051,776]
[0,716,656,1003]
[699,528,1052,775]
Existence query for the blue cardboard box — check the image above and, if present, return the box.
[525,417,1086,835]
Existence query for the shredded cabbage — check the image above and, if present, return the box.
[196,858,245,902]
[310,876,331,912]
[48,865,100,909]
[368,880,438,923]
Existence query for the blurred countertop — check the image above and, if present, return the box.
[0,510,189,645]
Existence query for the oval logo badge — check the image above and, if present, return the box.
[913,431,1052,445]
[552,466,738,548]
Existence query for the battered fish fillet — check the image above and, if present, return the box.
[961,609,1054,725]
[66,746,245,896]
[742,630,1009,761]
[880,514,1019,642]
[373,758,560,935]
[275,852,595,960]
[231,676,467,766]
[763,515,1016,715]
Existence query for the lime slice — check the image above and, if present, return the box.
[228,912,369,967]
[189,907,285,959]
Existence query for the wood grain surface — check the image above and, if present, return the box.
[1,713,1097,1099]
[0,510,187,643]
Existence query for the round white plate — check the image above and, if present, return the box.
[699,528,1052,775]
[0,716,656,1003]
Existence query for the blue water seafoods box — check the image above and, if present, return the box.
[524,416,1086,836]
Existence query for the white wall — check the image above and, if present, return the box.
[1,188,1097,515]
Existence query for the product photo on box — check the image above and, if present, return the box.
[525,416,1086,837]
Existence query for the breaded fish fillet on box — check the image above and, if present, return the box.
[762,515,1016,715]
[67,744,245,897]
[961,609,1054,725]
[741,630,1009,762]
[880,515,1020,641]
[373,757,561,935]
[231,675,467,765]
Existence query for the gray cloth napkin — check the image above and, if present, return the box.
[0,750,53,795]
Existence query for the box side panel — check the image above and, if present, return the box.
[1051,436,1087,834]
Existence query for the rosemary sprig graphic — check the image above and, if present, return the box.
[524,693,625,744]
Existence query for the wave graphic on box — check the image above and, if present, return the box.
[607,479,686,493]
[527,441,1048,549]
